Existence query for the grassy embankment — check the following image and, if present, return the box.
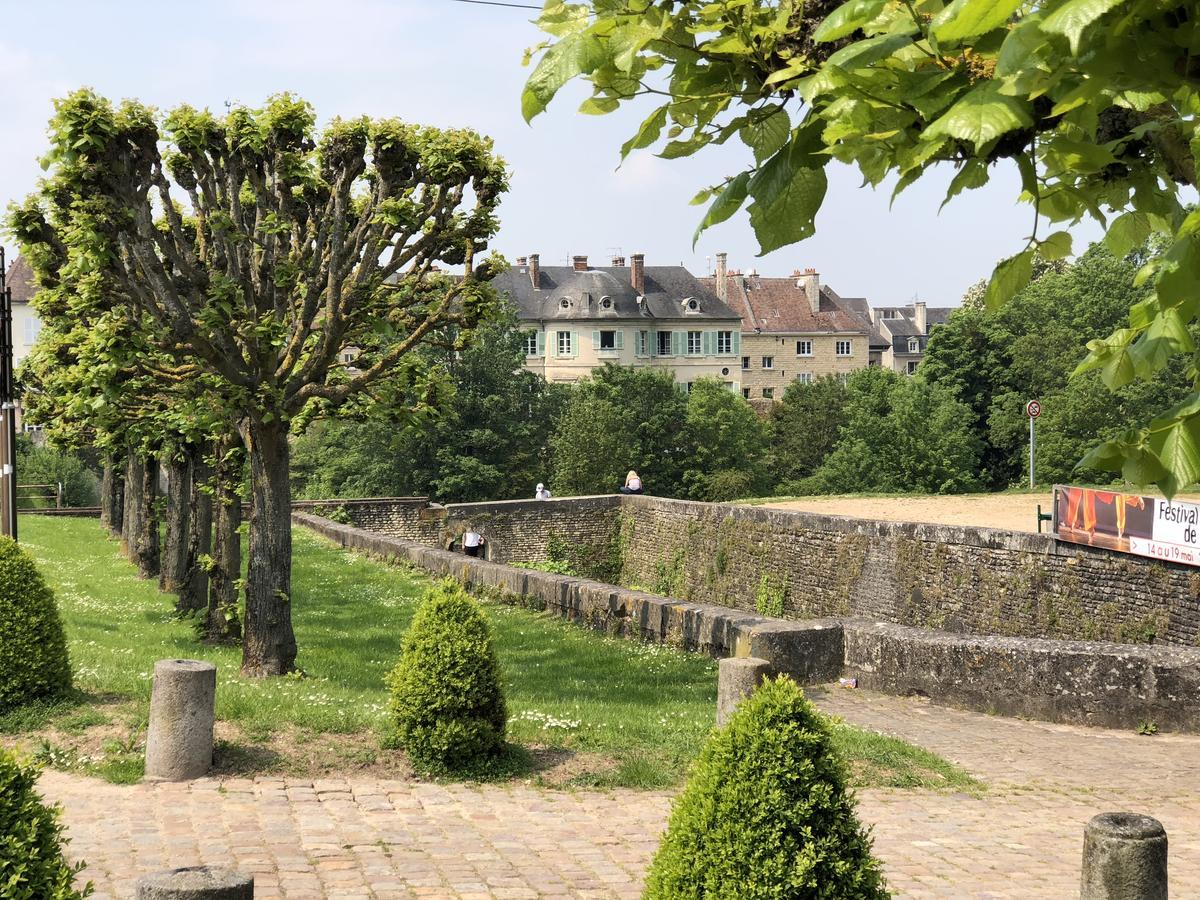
[3,515,979,793]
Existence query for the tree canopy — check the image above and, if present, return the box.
[11,90,508,675]
[525,0,1200,494]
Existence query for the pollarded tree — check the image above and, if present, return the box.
[26,90,507,675]
[525,0,1200,495]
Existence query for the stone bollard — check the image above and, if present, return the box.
[717,656,772,725]
[136,866,253,899]
[1080,812,1167,900]
[144,659,217,782]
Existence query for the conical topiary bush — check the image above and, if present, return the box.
[0,537,72,714]
[0,747,92,898]
[644,675,888,899]
[386,579,507,773]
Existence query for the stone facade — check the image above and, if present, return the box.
[737,332,866,400]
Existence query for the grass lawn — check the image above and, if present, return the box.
[6,515,980,793]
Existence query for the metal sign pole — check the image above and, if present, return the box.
[1029,415,1035,489]
[0,247,15,540]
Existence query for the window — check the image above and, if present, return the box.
[600,296,613,310]
[881,309,899,319]
[742,388,751,399]
[838,372,851,384]
[717,330,734,354]
[762,356,774,369]
[22,423,43,434]
[23,318,41,346]
[836,340,852,357]
[687,330,702,355]
[796,340,812,356]
[908,338,920,353]
[523,332,538,356]
[741,356,750,370]
[559,298,570,310]
[686,298,699,311]
[907,360,919,375]
[797,373,812,385]
[685,381,695,393]
[724,382,735,391]
[657,330,673,356]
[556,331,573,356]
[762,387,774,399]
[599,330,617,350]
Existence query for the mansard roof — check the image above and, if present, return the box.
[493,264,741,322]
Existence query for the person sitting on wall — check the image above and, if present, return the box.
[619,470,643,495]
[535,482,552,500]
[462,529,484,558]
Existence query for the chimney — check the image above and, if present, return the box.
[914,300,927,333]
[631,252,645,295]
[803,267,819,315]
[715,251,728,301]
[516,256,527,266]
[611,254,625,267]
[573,255,589,272]
[529,253,540,289]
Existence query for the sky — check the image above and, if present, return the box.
[0,0,1103,307]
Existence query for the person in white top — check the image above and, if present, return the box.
[462,530,484,557]
[619,470,643,495]
[535,483,552,500]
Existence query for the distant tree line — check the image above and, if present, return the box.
[295,242,1189,503]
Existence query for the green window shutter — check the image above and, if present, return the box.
[571,332,579,358]
[615,330,625,350]
[650,331,657,357]
[671,331,682,357]
[732,331,741,354]
[702,331,714,355]
[592,330,601,350]
[536,331,546,356]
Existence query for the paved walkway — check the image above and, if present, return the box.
[41,688,1200,899]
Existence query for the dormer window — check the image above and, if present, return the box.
[600,296,613,310]
[908,338,920,353]
[686,298,699,311]
[559,298,571,310]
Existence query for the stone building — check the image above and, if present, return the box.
[869,301,954,374]
[704,254,874,400]
[492,253,745,390]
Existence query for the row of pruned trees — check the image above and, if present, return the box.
[11,89,508,676]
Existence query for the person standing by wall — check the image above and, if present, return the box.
[462,529,484,557]
[535,482,552,500]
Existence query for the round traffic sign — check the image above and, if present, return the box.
[1026,399,1041,418]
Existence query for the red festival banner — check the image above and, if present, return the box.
[1054,485,1200,567]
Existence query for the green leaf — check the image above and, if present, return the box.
[1077,439,1126,473]
[1128,308,1195,379]
[813,0,887,43]
[745,135,828,255]
[1104,211,1150,258]
[740,110,790,164]
[619,106,668,161]
[983,249,1035,312]
[924,82,1033,148]
[579,96,619,115]
[1150,415,1200,495]
[933,0,1023,42]
[1038,231,1073,260]
[1041,0,1127,55]
[522,33,604,123]
[693,171,750,246]
[940,159,988,210]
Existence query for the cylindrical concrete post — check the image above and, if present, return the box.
[1080,812,1167,900]
[144,659,217,782]
[136,866,253,899]
[717,656,772,725]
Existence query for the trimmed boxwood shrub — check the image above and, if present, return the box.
[0,748,92,899]
[387,579,506,773]
[644,676,888,899]
[0,538,72,714]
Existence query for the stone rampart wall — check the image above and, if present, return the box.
[617,496,1200,648]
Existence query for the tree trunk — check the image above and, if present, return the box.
[240,419,297,676]
[109,461,124,537]
[100,459,116,533]
[122,455,144,559]
[205,437,243,642]
[160,451,192,593]
[177,447,213,617]
[134,456,161,579]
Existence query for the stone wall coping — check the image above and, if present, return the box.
[843,618,1200,667]
[618,494,1072,557]
[443,494,622,516]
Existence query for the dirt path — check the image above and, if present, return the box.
[757,491,1200,534]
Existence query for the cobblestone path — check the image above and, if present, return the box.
[41,687,1200,899]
